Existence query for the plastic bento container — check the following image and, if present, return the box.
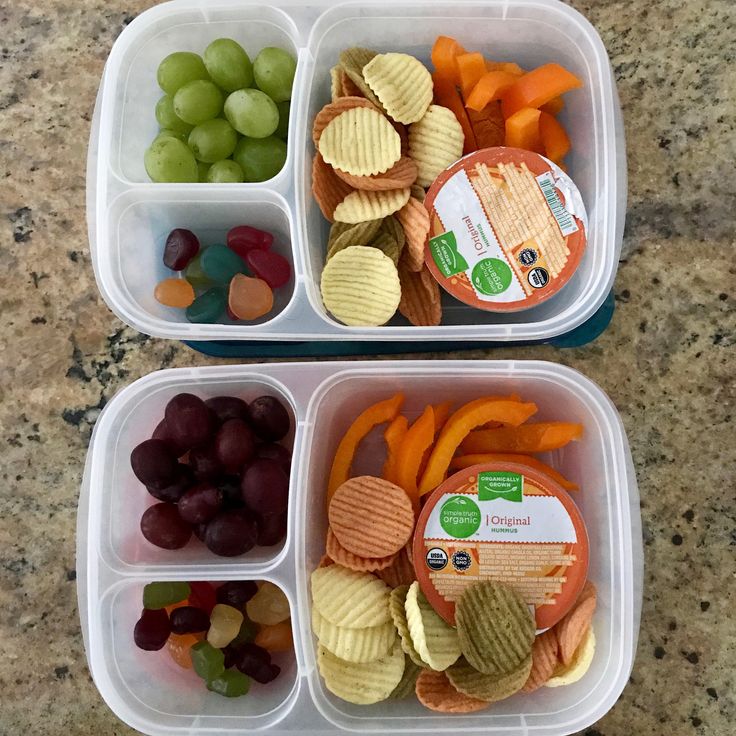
[77,360,642,736]
[86,0,626,345]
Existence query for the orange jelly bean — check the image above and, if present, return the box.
[254,621,293,652]
[164,599,190,616]
[228,273,274,320]
[167,632,202,669]
[155,278,195,308]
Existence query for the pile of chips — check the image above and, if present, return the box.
[312,47,467,327]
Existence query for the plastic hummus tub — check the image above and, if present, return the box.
[413,461,589,629]
[424,148,588,312]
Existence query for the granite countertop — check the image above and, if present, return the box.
[1,0,733,733]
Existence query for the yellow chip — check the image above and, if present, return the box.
[333,188,410,224]
[405,581,461,671]
[363,53,433,124]
[312,606,396,663]
[389,585,429,668]
[320,245,401,326]
[326,219,383,262]
[318,640,405,705]
[319,106,401,177]
[311,564,392,628]
[408,105,465,188]
[339,47,384,110]
[447,654,532,703]
[545,626,596,687]
[330,66,342,102]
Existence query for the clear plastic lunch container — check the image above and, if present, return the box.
[77,360,642,736]
[86,0,626,347]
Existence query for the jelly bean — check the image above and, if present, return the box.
[184,251,212,289]
[164,598,190,616]
[216,581,258,609]
[207,603,244,648]
[170,605,211,634]
[230,616,258,647]
[186,287,227,323]
[245,249,291,289]
[191,640,225,681]
[234,643,280,683]
[254,621,293,652]
[200,244,247,284]
[143,581,191,610]
[155,277,195,308]
[227,225,273,257]
[245,582,290,625]
[188,581,217,615]
[207,668,251,697]
[134,608,171,651]
[228,274,273,320]
[167,632,202,669]
[163,228,200,270]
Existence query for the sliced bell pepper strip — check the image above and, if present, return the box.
[327,392,405,503]
[486,60,525,76]
[540,96,564,115]
[396,405,435,507]
[418,398,538,496]
[456,52,487,98]
[448,453,579,491]
[539,111,571,163]
[501,63,583,118]
[382,414,409,485]
[460,422,583,455]
[431,35,466,85]
[465,70,518,111]
[432,72,477,154]
[417,401,453,480]
[505,107,543,152]
[467,103,505,148]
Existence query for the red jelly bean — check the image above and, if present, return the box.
[188,581,217,615]
[227,225,273,257]
[164,229,200,271]
[245,250,291,289]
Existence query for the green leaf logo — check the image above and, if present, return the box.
[478,472,523,502]
[429,231,469,277]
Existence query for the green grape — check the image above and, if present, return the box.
[144,137,198,182]
[187,118,238,162]
[155,128,188,143]
[253,47,296,103]
[207,669,250,698]
[174,80,223,125]
[155,95,194,135]
[233,136,287,182]
[142,581,190,610]
[157,51,209,96]
[224,89,278,138]
[274,100,290,140]
[197,160,212,182]
[204,38,253,92]
[190,641,225,681]
[207,160,244,183]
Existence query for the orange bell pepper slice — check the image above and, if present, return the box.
[460,422,583,455]
[382,414,409,485]
[327,393,405,502]
[505,107,543,152]
[465,70,518,111]
[540,96,564,115]
[418,398,538,496]
[432,401,453,432]
[432,72,477,154]
[396,405,436,507]
[501,63,583,118]
[449,453,579,491]
[467,103,505,148]
[539,111,571,163]
[456,52,487,98]
[486,60,524,77]
[431,35,466,85]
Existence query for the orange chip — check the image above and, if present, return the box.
[398,263,441,326]
[415,669,490,713]
[395,197,430,272]
[312,97,379,146]
[328,476,415,559]
[555,582,597,665]
[312,153,354,222]
[522,629,558,693]
[317,553,335,568]
[334,157,418,191]
[376,544,416,588]
[326,527,398,572]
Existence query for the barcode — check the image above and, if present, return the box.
[536,172,578,237]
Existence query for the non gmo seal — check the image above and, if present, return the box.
[451,550,472,571]
[426,547,448,571]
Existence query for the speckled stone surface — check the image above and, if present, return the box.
[0,0,734,734]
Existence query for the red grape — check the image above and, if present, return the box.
[131,439,178,490]
[205,396,249,423]
[146,464,193,503]
[188,443,222,481]
[218,476,245,510]
[140,502,192,549]
[215,419,256,473]
[165,393,215,450]
[257,512,287,546]
[245,249,291,288]
[255,442,291,471]
[134,608,171,650]
[178,483,223,524]
[163,228,200,271]
[204,509,257,557]
[227,225,273,257]
[169,606,210,634]
[247,396,290,441]
[216,580,258,608]
[151,418,189,457]
[241,458,289,515]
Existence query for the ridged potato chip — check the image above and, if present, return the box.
[312,152,354,222]
[545,625,595,687]
[389,657,422,699]
[334,157,418,191]
[555,582,597,665]
[326,526,398,572]
[368,229,401,265]
[311,563,392,628]
[522,629,559,693]
[333,188,410,224]
[318,640,405,704]
[326,219,383,262]
[395,197,430,271]
[408,104,465,187]
[363,53,433,124]
[330,66,342,102]
[389,584,429,668]
[339,47,384,110]
[410,184,425,200]
[405,581,461,671]
[455,580,535,676]
[398,263,441,326]
[447,654,532,703]
[312,96,379,146]
[321,246,401,326]
[312,606,396,663]
[415,669,491,713]
[376,544,416,588]
[319,107,401,177]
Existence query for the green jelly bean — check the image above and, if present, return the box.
[191,641,225,681]
[200,244,247,284]
[207,668,251,697]
[142,581,191,610]
[230,616,258,647]
[186,287,226,323]
[184,251,212,289]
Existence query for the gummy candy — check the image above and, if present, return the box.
[207,603,244,648]
[228,274,273,320]
[154,278,195,308]
[245,582,290,625]
[143,581,191,610]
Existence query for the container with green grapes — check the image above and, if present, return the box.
[146,40,296,183]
